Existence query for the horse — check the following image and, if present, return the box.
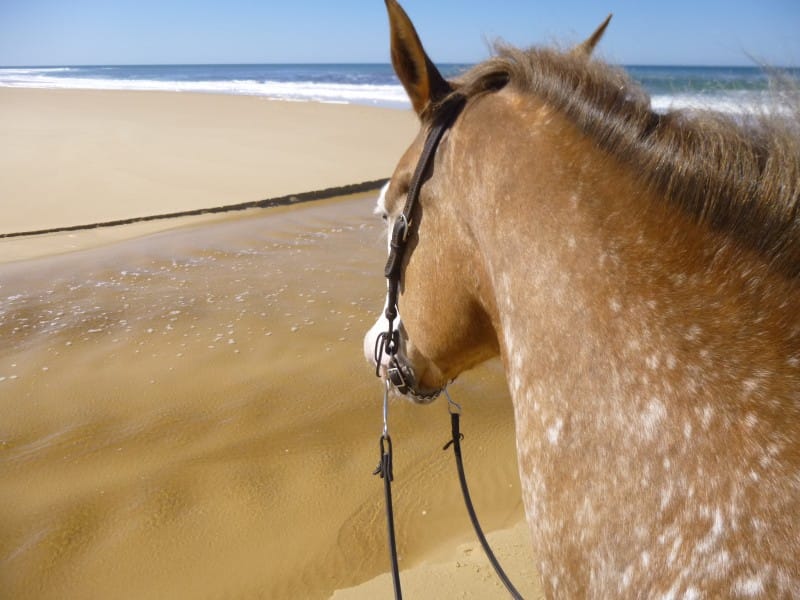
[364,0,800,596]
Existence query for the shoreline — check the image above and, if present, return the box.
[0,191,378,264]
[0,178,386,239]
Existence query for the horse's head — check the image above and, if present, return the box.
[364,2,612,401]
[363,0,503,401]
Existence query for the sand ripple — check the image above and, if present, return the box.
[0,195,529,599]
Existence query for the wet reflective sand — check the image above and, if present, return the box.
[0,194,534,598]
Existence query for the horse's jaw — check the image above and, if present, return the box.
[363,315,447,403]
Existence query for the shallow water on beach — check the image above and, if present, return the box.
[0,195,526,599]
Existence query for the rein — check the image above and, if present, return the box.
[373,96,524,599]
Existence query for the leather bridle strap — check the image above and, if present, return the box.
[379,96,466,367]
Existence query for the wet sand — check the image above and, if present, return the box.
[0,193,542,598]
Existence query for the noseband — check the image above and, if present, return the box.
[375,96,466,397]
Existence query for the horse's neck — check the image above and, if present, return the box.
[459,94,800,593]
[457,92,800,421]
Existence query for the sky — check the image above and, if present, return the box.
[0,0,798,67]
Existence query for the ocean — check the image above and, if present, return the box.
[0,63,796,113]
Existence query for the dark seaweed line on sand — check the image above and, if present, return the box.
[0,178,388,239]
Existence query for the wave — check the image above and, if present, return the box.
[0,67,75,74]
[651,91,792,115]
[0,67,789,114]
[0,71,411,108]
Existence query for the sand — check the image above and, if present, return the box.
[0,89,543,598]
[0,88,417,236]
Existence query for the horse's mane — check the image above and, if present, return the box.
[439,45,800,276]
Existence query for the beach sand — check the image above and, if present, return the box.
[0,89,543,598]
[0,88,416,236]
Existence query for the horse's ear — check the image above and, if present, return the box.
[572,14,612,57]
[384,0,451,116]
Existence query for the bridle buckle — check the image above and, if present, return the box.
[387,357,409,394]
[397,213,411,242]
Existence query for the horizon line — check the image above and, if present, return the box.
[2,60,798,69]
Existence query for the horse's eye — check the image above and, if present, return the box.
[381,213,389,223]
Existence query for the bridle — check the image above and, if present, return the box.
[373,95,466,399]
[371,94,526,599]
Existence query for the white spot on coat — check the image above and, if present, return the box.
[547,417,564,445]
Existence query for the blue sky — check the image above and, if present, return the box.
[0,1,798,67]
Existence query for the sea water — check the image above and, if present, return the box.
[0,63,796,113]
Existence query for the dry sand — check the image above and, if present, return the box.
[0,87,417,235]
[0,89,543,598]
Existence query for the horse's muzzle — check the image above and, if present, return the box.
[386,354,442,403]
[364,318,443,403]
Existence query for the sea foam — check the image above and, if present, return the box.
[0,64,791,114]
[0,68,411,108]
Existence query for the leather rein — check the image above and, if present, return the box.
[372,95,524,599]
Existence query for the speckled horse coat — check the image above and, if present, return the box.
[365,1,800,596]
